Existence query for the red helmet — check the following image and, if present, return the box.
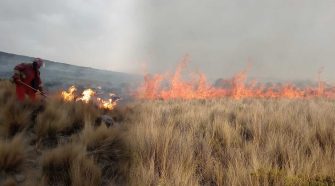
[33,58,44,68]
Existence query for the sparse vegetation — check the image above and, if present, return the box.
[0,80,334,185]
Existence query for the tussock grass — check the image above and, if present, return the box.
[0,103,33,137]
[80,123,129,184]
[0,134,26,173]
[35,100,100,140]
[123,99,335,185]
[41,143,101,186]
[2,177,17,186]
[0,80,335,185]
[0,81,43,137]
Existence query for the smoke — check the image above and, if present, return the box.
[1,0,335,82]
[138,0,335,82]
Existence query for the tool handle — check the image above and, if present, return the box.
[18,80,47,97]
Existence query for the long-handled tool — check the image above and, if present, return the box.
[18,80,48,98]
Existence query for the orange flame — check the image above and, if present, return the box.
[60,86,119,110]
[135,58,333,100]
[76,88,95,103]
[61,85,77,101]
[97,98,117,110]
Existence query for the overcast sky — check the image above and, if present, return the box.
[1,0,335,81]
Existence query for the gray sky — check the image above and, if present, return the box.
[0,0,144,72]
[1,0,335,81]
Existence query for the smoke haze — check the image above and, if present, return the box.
[140,0,335,82]
[1,0,335,81]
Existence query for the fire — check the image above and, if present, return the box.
[136,58,335,100]
[61,85,77,101]
[97,98,117,110]
[76,88,95,103]
[60,86,119,110]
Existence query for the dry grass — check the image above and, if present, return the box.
[0,81,38,137]
[80,123,129,185]
[2,177,17,186]
[122,99,335,185]
[41,144,101,186]
[0,134,26,173]
[0,80,335,185]
[35,100,100,140]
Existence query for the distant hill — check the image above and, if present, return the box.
[0,51,141,96]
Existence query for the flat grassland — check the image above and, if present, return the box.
[0,80,334,186]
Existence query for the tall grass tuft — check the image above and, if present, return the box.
[80,122,129,184]
[0,134,26,173]
[41,143,101,186]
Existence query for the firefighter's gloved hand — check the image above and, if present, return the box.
[13,70,26,84]
[20,73,26,79]
[12,76,20,84]
[14,70,26,79]
[36,90,44,96]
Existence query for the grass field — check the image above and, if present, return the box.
[0,80,334,186]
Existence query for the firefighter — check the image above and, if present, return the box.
[12,58,44,101]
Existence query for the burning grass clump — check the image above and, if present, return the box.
[41,143,101,186]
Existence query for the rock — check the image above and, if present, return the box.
[14,174,25,183]
[99,115,114,127]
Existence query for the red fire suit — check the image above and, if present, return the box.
[13,63,42,101]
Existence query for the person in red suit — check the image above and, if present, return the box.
[12,58,44,101]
